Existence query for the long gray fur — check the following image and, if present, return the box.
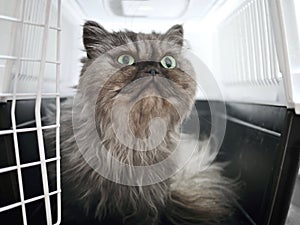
[46,21,236,225]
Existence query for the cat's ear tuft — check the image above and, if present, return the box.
[83,21,109,59]
[163,24,184,46]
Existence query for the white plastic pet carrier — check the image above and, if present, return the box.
[0,0,299,225]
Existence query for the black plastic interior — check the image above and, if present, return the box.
[0,99,299,225]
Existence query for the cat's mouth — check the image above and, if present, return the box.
[139,77,162,93]
[118,76,169,101]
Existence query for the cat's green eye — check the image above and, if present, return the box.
[161,56,176,69]
[117,54,135,65]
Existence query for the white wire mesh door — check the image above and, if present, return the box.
[0,0,61,224]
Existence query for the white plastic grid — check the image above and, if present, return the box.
[0,0,61,224]
[218,0,282,86]
[216,0,286,105]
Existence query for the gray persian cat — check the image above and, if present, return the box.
[47,21,236,225]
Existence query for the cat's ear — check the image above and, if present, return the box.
[83,21,110,59]
[163,24,184,46]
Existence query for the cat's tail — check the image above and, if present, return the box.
[164,139,238,225]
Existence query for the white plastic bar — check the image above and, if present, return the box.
[0,157,60,174]
[273,0,300,113]
[239,9,244,83]
[268,0,279,85]
[254,0,264,85]
[0,191,61,213]
[226,114,281,136]
[25,0,34,81]
[261,0,272,85]
[0,92,59,97]
[265,0,278,85]
[10,0,28,224]
[264,0,275,84]
[35,0,43,75]
[0,55,60,64]
[0,124,58,136]
[29,0,41,83]
[238,11,245,84]
[244,4,250,83]
[255,1,263,85]
[234,18,241,85]
[54,0,62,224]
[256,0,265,85]
[259,0,268,85]
[0,93,60,103]
[248,2,257,85]
[34,0,53,224]
[251,0,259,85]
[0,15,61,30]
[231,22,237,84]
[243,5,251,84]
[232,22,237,84]
[37,0,45,69]
[22,0,30,88]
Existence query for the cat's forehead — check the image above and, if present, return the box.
[114,34,181,61]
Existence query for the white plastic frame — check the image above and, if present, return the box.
[269,0,300,114]
[0,0,61,224]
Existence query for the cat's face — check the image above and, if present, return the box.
[79,21,196,139]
